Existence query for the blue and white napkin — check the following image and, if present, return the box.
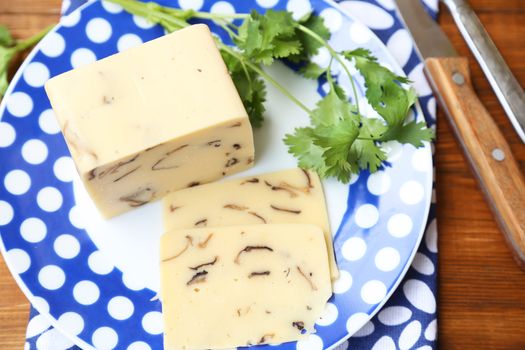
[25,0,439,349]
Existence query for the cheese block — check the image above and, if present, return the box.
[160,224,332,350]
[163,168,338,280]
[45,24,254,218]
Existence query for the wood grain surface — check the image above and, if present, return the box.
[1,0,525,349]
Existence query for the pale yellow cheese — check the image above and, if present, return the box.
[163,168,338,279]
[160,224,332,350]
[45,24,254,218]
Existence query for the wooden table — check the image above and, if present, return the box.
[1,0,525,348]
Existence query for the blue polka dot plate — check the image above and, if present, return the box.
[0,0,433,349]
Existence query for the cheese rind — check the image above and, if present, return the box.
[45,24,254,217]
[162,168,338,279]
[160,224,332,350]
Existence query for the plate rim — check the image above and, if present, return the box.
[0,0,434,349]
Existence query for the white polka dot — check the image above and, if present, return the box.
[353,320,375,337]
[0,122,16,147]
[320,8,343,33]
[86,18,112,43]
[92,327,118,350]
[399,320,422,350]
[178,0,204,10]
[69,205,85,229]
[117,34,143,52]
[58,312,84,335]
[425,319,437,341]
[349,22,372,45]
[400,180,424,205]
[256,0,278,8]
[73,280,100,305]
[122,271,146,291]
[287,0,312,20]
[142,311,163,335]
[296,334,323,350]
[38,109,60,134]
[133,15,155,29]
[333,270,352,294]
[425,219,437,253]
[417,346,433,350]
[36,328,74,350]
[0,200,14,226]
[378,306,412,326]
[7,248,31,274]
[387,213,413,237]
[32,296,50,313]
[361,280,387,304]
[37,187,63,212]
[403,279,436,313]
[71,48,97,68]
[54,234,80,259]
[412,252,435,275]
[88,250,114,275]
[53,156,75,182]
[427,97,436,120]
[375,247,400,272]
[354,204,379,229]
[4,169,31,195]
[61,10,81,27]
[7,92,33,117]
[26,314,51,338]
[412,147,432,172]
[342,237,367,261]
[20,217,47,243]
[311,47,330,69]
[340,1,394,29]
[127,342,151,350]
[101,0,123,13]
[408,63,432,96]
[367,171,391,195]
[315,302,338,326]
[372,336,396,350]
[210,1,236,22]
[40,31,66,57]
[386,29,412,68]
[349,173,359,185]
[382,140,403,162]
[108,296,134,320]
[38,265,65,290]
[23,62,50,87]
[345,312,369,335]
[22,139,48,164]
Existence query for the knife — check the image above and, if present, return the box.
[442,0,525,143]
[394,0,525,269]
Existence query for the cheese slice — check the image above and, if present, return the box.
[160,224,332,350]
[163,168,338,280]
[45,24,254,218]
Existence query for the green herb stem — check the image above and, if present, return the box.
[297,24,360,114]
[15,24,53,51]
[219,43,312,115]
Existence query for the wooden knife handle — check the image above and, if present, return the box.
[425,56,525,269]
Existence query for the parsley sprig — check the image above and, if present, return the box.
[0,25,52,97]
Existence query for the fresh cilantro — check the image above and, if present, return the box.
[112,0,437,182]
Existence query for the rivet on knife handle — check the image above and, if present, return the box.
[425,56,525,269]
[442,0,525,143]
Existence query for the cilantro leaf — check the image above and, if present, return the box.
[299,62,326,79]
[0,25,14,47]
[289,13,330,64]
[284,127,327,176]
[343,49,415,127]
[380,120,434,147]
[310,87,356,126]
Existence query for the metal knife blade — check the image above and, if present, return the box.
[394,0,458,59]
[394,0,525,269]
